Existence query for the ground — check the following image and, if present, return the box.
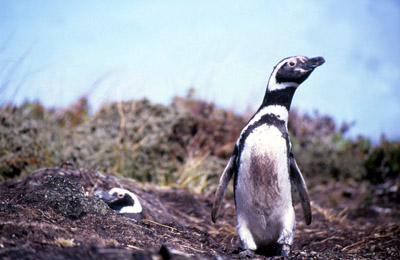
[0,165,399,259]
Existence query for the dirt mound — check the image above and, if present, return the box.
[1,166,399,259]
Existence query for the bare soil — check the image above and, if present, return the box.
[0,166,399,259]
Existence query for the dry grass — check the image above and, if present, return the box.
[53,238,76,248]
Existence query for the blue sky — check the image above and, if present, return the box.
[1,0,399,141]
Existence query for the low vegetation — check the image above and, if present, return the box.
[1,93,398,190]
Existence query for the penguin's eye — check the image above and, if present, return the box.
[117,193,124,198]
[288,61,296,67]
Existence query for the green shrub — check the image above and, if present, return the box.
[288,109,366,184]
[364,137,400,184]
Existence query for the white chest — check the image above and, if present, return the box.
[235,123,293,217]
[238,124,289,184]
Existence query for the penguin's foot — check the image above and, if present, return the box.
[238,249,257,258]
[278,244,291,257]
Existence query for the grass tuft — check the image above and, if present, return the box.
[53,238,76,247]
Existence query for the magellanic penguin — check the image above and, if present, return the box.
[95,188,144,220]
[211,56,325,256]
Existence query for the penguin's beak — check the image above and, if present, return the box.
[94,190,117,203]
[305,56,325,69]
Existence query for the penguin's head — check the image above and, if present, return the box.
[268,56,325,91]
[95,187,143,219]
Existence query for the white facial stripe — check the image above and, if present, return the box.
[110,188,143,213]
[268,58,298,91]
[267,56,310,91]
[295,67,308,73]
[268,81,299,91]
[119,204,142,214]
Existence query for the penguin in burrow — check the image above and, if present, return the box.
[95,187,144,220]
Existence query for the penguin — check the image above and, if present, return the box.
[211,56,325,256]
[95,187,144,220]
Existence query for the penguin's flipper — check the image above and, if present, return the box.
[211,152,236,223]
[289,152,312,225]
